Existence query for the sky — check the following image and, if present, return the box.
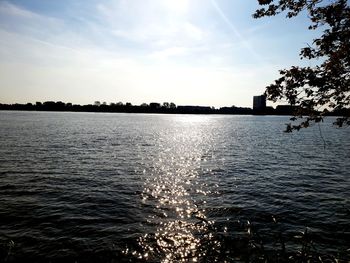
[0,0,319,108]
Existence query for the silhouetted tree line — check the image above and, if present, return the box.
[0,101,348,116]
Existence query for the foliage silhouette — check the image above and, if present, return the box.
[254,0,350,131]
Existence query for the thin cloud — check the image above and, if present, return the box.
[0,0,307,107]
[0,1,41,19]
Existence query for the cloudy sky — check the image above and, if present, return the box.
[0,0,317,107]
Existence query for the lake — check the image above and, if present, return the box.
[0,111,349,262]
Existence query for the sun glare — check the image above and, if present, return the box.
[162,0,189,14]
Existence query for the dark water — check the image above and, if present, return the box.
[0,111,349,262]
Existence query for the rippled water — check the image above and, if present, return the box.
[0,111,349,262]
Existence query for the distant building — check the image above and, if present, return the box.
[253,95,266,111]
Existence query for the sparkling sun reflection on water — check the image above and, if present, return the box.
[126,116,221,262]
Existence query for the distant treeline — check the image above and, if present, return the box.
[0,101,251,114]
[0,101,347,116]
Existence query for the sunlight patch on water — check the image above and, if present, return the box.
[128,125,219,262]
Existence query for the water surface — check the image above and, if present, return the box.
[0,111,349,262]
